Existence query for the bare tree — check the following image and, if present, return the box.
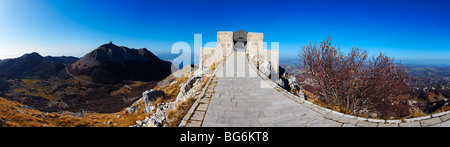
[298,37,409,118]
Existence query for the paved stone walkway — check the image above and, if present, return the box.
[202,51,342,127]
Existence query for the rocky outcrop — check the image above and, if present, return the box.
[131,67,208,127]
[125,89,164,114]
[194,66,207,78]
[278,72,303,95]
[135,102,174,127]
[259,61,272,78]
[278,77,290,90]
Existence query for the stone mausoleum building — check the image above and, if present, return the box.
[199,30,279,79]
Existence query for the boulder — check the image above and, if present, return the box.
[297,89,306,100]
[125,106,137,114]
[0,118,5,127]
[131,72,206,127]
[175,77,199,102]
[259,61,271,77]
[288,76,296,85]
[144,102,176,127]
[135,120,142,126]
[194,66,208,78]
[288,76,300,91]
[278,78,290,91]
[125,89,164,114]
[278,66,286,78]
[142,89,164,113]
[143,89,164,102]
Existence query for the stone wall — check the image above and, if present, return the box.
[199,31,232,68]
[246,32,279,81]
[269,49,279,81]
[247,32,264,65]
[217,31,233,57]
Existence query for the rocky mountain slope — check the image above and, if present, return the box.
[69,42,174,84]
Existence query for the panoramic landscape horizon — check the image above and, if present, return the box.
[2,0,450,132]
[0,0,449,65]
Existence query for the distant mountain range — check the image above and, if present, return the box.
[0,52,77,79]
[0,42,174,84]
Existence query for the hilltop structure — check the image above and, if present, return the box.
[199,30,279,79]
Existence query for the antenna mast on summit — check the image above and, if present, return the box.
[109,37,112,44]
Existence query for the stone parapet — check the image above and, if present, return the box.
[247,32,264,65]
[217,31,233,57]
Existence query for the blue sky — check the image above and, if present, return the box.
[0,0,449,65]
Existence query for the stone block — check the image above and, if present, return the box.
[377,123,399,127]
[324,112,342,121]
[341,124,357,127]
[399,121,421,127]
[200,98,210,104]
[439,113,450,121]
[405,115,431,122]
[385,119,402,124]
[433,121,450,127]
[367,118,386,123]
[186,120,202,127]
[355,121,378,127]
[191,111,206,121]
[432,111,450,117]
[197,104,208,111]
[336,115,358,125]
[420,117,442,127]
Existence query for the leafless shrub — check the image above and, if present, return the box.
[298,37,409,118]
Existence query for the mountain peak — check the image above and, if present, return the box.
[86,43,157,66]
[0,52,65,79]
[21,52,43,59]
[97,42,119,50]
[69,43,173,84]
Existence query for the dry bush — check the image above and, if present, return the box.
[155,76,190,103]
[210,62,216,70]
[298,37,409,118]
[167,97,195,127]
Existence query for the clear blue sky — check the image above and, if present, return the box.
[0,0,449,65]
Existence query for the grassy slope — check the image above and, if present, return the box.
[0,72,193,127]
[0,96,151,127]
